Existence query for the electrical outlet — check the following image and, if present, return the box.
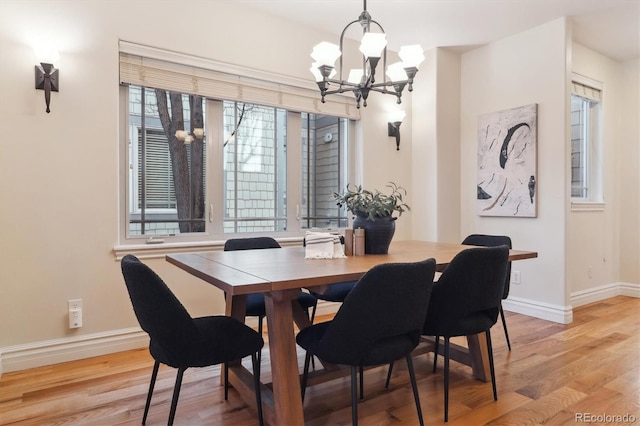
[588,266,593,279]
[68,299,82,311]
[512,270,521,284]
[68,299,82,328]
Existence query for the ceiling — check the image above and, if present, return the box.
[236,0,639,62]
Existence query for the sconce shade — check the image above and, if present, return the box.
[389,110,406,123]
[310,63,324,82]
[399,45,426,69]
[311,42,342,67]
[386,62,409,82]
[35,62,59,114]
[347,69,365,84]
[310,62,336,81]
[359,32,387,58]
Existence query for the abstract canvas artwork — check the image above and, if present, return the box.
[477,104,537,217]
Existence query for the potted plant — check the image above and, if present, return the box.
[333,182,410,254]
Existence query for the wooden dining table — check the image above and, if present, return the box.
[166,239,537,425]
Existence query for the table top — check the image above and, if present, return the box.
[166,240,538,295]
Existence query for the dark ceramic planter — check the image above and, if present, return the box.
[352,213,396,254]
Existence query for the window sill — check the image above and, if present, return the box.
[571,201,605,212]
[113,237,305,260]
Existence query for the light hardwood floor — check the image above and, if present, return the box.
[1,296,638,425]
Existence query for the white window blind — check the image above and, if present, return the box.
[119,41,360,120]
[572,81,601,101]
[571,73,602,102]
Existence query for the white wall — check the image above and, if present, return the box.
[0,0,637,373]
[410,47,461,243]
[410,49,439,241]
[0,0,412,372]
[619,59,640,284]
[568,44,640,300]
[460,19,570,321]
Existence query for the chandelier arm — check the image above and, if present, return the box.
[338,19,361,83]
[321,77,412,97]
[323,86,355,96]
[369,79,410,89]
[367,86,391,93]
[323,78,363,89]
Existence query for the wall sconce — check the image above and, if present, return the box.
[35,62,59,113]
[387,110,406,151]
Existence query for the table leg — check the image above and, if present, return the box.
[264,289,305,425]
[466,332,490,381]
[225,294,248,319]
[223,294,248,386]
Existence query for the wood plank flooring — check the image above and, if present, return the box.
[1,296,638,425]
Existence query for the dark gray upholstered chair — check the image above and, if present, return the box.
[425,246,509,422]
[120,255,264,426]
[296,259,437,426]
[461,234,513,350]
[309,281,358,321]
[223,237,317,362]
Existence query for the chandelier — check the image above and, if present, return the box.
[310,0,425,108]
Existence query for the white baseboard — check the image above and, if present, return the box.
[0,303,341,376]
[3,284,637,376]
[0,327,148,375]
[502,297,573,324]
[570,282,640,307]
[502,282,640,325]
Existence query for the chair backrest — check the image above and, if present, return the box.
[121,255,198,362]
[316,259,436,365]
[423,246,509,337]
[462,234,512,299]
[224,237,281,251]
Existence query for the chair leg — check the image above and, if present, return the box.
[306,306,316,370]
[301,351,312,401]
[486,329,498,401]
[350,366,359,426]
[499,303,511,350]
[359,365,364,400]
[310,302,317,324]
[251,353,264,426]
[433,336,440,373]
[142,360,160,425]
[257,317,264,365]
[444,337,450,423]
[406,355,424,426]
[224,363,229,400]
[168,367,186,426]
[384,361,394,389]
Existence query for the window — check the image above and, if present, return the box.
[127,86,206,236]
[118,42,358,246]
[570,75,602,203]
[301,113,350,229]
[222,101,288,233]
[122,86,351,243]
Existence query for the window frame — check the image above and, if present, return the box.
[570,73,604,211]
[116,91,356,258]
[116,42,359,257]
